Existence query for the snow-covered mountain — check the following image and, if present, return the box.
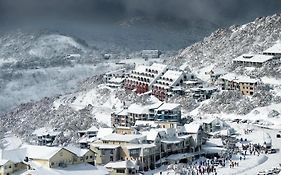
[2,14,281,145]
[172,14,281,73]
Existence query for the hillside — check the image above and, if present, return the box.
[172,14,281,74]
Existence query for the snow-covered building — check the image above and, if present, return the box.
[189,87,218,101]
[183,80,203,89]
[263,43,281,57]
[0,148,27,174]
[152,70,186,101]
[201,118,229,133]
[104,68,127,83]
[220,73,258,95]
[32,127,61,146]
[64,146,95,164]
[128,104,149,124]
[111,108,130,127]
[106,77,125,88]
[78,126,99,138]
[124,63,168,94]
[233,54,276,67]
[155,103,181,122]
[23,145,78,168]
[141,50,161,58]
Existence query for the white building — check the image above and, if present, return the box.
[125,63,168,94]
[152,70,186,101]
[233,54,276,67]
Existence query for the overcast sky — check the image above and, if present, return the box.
[0,0,281,25]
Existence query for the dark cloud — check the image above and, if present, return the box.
[0,0,281,25]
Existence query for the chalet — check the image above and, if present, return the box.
[0,148,27,173]
[64,146,95,164]
[106,77,125,88]
[23,145,77,168]
[77,126,99,148]
[189,87,218,101]
[152,70,186,101]
[141,50,161,58]
[183,80,203,89]
[263,43,281,57]
[183,123,205,151]
[220,73,258,95]
[90,142,121,165]
[104,69,127,83]
[32,127,61,146]
[115,127,136,135]
[233,54,276,67]
[124,63,168,94]
[155,103,181,122]
[201,118,229,133]
[111,108,130,127]
[128,104,149,124]
[0,160,14,175]
[207,70,226,84]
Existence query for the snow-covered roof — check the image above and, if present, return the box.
[105,160,137,169]
[23,145,62,160]
[107,77,124,84]
[157,103,180,111]
[87,126,99,132]
[141,130,160,141]
[128,103,149,114]
[161,70,183,80]
[101,134,145,143]
[220,73,258,83]
[0,148,26,163]
[32,127,61,137]
[64,146,91,157]
[184,123,201,134]
[150,63,167,72]
[0,159,9,165]
[263,43,281,54]
[233,54,274,63]
[116,109,128,116]
[97,128,114,139]
[147,102,163,110]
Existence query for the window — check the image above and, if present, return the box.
[86,156,89,160]
[116,169,125,173]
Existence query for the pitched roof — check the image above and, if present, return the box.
[64,146,91,157]
[23,145,62,160]
[0,159,10,166]
[87,126,98,132]
[184,123,201,134]
[97,128,114,139]
[0,148,26,163]
[128,104,149,114]
[157,103,180,111]
[263,43,281,54]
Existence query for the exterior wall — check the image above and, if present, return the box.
[48,149,77,168]
[115,128,134,135]
[75,151,95,164]
[0,161,14,175]
[221,79,256,96]
[110,168,137,175]
[91,147,120,165]
[155,107,181,122]
[13,163,27,172]
[239,82,256,95]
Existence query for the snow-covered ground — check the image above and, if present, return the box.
[148,122,281,175]
[1,133,22,150]
[18,162,109,175]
